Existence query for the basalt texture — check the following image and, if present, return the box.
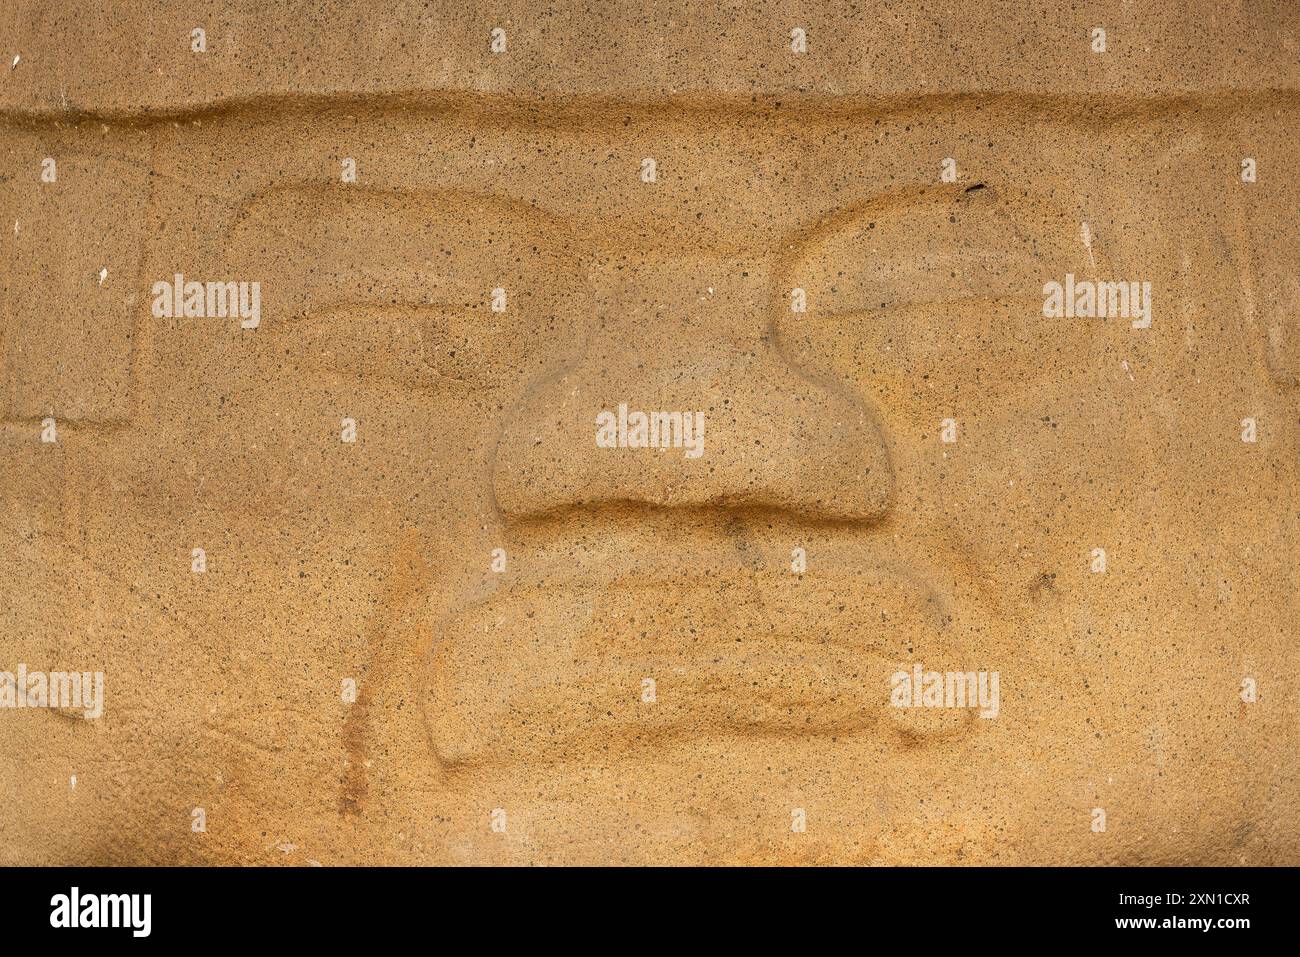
[1,1,1298,865]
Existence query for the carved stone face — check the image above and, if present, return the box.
[1,8,1297,866]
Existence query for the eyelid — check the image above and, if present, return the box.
[303,268,485,313]
[789,189,1089,313]
[264,301,498,390]
[231,187,580,319]
[233,183,578,266]
[813,294,1051,322]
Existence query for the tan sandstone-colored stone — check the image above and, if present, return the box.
[1,1,1297,865]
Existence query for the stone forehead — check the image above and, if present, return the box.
[2,1,1298,117]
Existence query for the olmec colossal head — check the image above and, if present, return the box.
[1,1,1297,865]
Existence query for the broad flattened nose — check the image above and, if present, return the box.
[493,257,894,522]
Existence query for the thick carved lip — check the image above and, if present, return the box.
[422,529,985,769]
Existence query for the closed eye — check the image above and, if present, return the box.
[224,184,592,389]
[777,186,1100,397]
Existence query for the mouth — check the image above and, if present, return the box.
[422,520,989,769]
